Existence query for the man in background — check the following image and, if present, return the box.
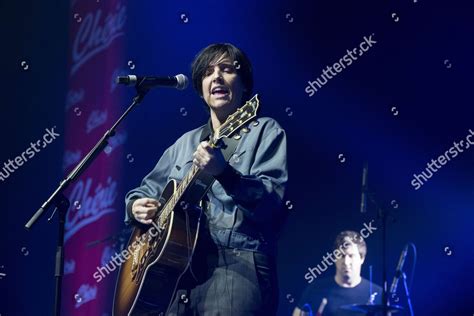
[293,230,382,316]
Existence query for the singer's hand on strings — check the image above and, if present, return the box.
[193,141,227,176]
[132,198,160,225]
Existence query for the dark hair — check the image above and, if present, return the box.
[333,230,367,259]
[191,43,253,107]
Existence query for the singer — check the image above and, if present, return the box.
[123,43,288,315]
[293,231,382,316]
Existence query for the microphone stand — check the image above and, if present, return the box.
[363,179,396,316]
[24,83,151,316]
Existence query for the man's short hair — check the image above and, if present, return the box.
[191,43,253,107]
[334,230,367,259]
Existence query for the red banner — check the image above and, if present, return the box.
[63,1,127,314]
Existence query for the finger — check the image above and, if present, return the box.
[135,214,145,221]
[145,201,160,207]
[136,215,151,225]
[144,213,155,221]
[135,198,151,208]
[132,207,143,216]
[145,206,158,213]
[134,214,147,223]
[143,219,153,225]
[136,213,153,224]
[200,154,210,165]
[195,146,204,155]
[196,143,203,153]
[193,158,202,168]
[193,150,207,164]
[200,142,213,154]
[194,150,208,162]
[197,142,212,155]
[134,205,150,213]
[199,141,209,148]
[143,198,159,205]
[134,205,156,215]
[144,209,157,220]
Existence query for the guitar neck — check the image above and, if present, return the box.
[157,137,216,227]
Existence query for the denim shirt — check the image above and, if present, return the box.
[124,117,288,256]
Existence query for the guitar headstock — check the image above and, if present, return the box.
[214,94,260,140]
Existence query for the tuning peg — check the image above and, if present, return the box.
[242,127,250,133]
[252,120,259,127]
[233,134,242,140]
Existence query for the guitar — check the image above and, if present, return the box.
[113,95,260,316]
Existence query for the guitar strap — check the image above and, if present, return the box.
[180,127,240,205]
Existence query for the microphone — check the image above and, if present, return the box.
[360,162,368,213]
[116,74,189,90]
[390,245,409,294]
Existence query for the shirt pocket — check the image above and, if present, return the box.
[169,159,193,182]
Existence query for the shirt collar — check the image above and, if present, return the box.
[199,119,214,142]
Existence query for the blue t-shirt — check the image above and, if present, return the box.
[297,277,382,316]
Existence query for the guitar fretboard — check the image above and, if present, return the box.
[156,138,215,228]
